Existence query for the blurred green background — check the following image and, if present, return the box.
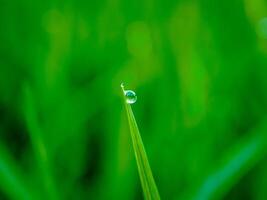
[1,0,267,199]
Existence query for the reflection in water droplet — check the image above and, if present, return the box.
[124,90,137,104]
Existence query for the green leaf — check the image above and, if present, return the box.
[121,84,161,200]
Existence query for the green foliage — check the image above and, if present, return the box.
[1,0,267,199]
[193,119,267,200]
[23,84,58,200]
[0,144,34,200]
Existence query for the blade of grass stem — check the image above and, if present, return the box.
[121,84,160,200]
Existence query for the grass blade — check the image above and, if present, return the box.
[121,84,160,200]
[193,119,267,200]
[23,84,58,200]
[0,143,34,200]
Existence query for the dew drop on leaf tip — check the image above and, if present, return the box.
[124,90,137,104]
[121,83,137,104]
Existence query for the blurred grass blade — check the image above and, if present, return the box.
[121,84,160,200]
[23,84,58,200]
[194,120,267,200]
[0,143,34,200]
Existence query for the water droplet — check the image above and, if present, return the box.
[124,90,137,104]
